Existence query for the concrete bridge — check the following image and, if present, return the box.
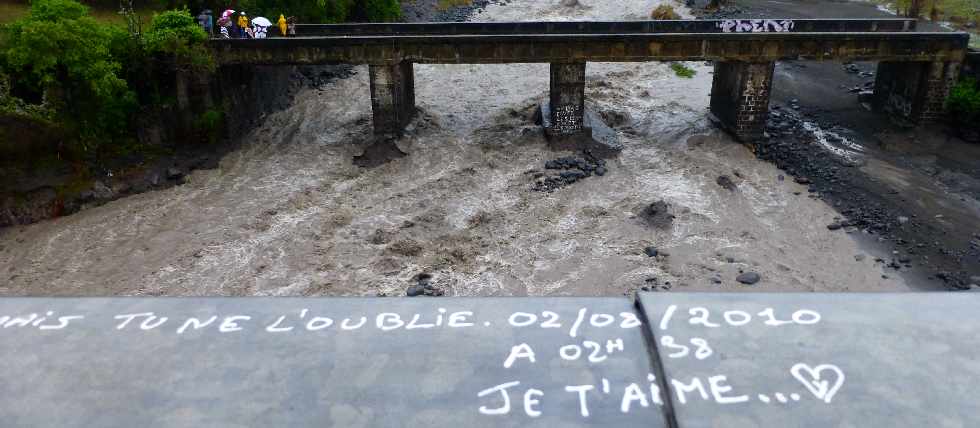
[210,19,970,143]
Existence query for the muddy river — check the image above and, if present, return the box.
[0,0,914,296]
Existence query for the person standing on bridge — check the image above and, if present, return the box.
[287,16,297,36]
[205,10,214,37]
[278,14,287,37]
[197,10,209,34]
[237,11,250,39]
[217,15,232,38]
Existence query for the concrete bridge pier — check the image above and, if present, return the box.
[540,62,622,157]
[872,60,961,123]
[355,62,417,167]
[547,62,587,136]
[709,61,775,142]
[369,61,417,137]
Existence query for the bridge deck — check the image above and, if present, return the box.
[212,30,969,65]
[292,18,918,36]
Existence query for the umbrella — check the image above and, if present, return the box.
[252,17,272,27]
[221,9,235,18]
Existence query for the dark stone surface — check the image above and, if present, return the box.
[735,272,761,284]
[531,154,608,192]
[636,293,980,427]
[539,103,623,159]
[639,200,674,229]
[0,298,664,427]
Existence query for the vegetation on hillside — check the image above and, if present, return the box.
[947,80,980,137]
[0,0,402,162]
[142,8,212,72]
[650,4,680,20]
[0,0,212,158]
[0,0,138,150]
[877,0,978,26]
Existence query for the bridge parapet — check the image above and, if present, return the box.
[1,293,978,426]
[211,32,968,65]
[293,18,918,37]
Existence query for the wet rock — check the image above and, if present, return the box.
[716,175,737,191]
[369,229,395,245]
[639,200,674,228]
[644,246,659,257]
[710,276,722,284]
[422,284,445,296]
[827,223,843,231]
[532,152,606,192]
[854,254,866,261]
[91,181,115,200]
[354,138,408,167]
[407,273,443,297]
[794,176,811,185]
[166,167,184,180]
[736,272,761,285]
[0,187,61,228]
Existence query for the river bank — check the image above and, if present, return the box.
[710,0,980,289]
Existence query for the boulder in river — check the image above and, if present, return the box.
[736,272,761,285]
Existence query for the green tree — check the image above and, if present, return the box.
[238,0,355,23]
[237,0,399,23]
[0,0,136,149]
[357,0,401,22]
[947,80,980,135]
[142,8,213,72]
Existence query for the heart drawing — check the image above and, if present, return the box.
[790,363,845,404]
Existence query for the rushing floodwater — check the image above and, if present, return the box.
[0,0,910,296]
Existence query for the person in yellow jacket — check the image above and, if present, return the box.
[278,14,287,37]
[237,11,249,38]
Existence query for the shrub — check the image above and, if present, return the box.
[143,8,213,72]
[947,80,980,135]
[0,0,137,149]
[193,107,224,144]
[650,4,680,20]
[670,62,696,78]
[239,0,356,23]
[356,0,402,22]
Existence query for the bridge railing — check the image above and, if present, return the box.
[292,19,918,37]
